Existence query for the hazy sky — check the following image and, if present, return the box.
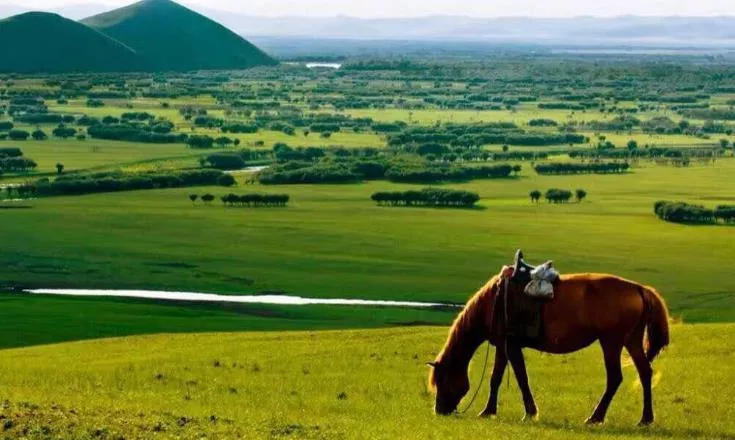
[6,0,735,17]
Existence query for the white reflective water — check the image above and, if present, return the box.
[305,63,342,69]
[25,289,455,308]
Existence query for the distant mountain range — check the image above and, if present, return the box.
[2,3,732,46]
[0,0,277,73]
[202,14,735,45]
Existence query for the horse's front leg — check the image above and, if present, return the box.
[506,343,539,421]
[479,348,507,418]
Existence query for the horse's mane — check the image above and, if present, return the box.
[429,275,499,390]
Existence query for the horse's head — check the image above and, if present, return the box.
[427,360,470,415]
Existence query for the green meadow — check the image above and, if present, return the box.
[0,325,732,439]
[2,55,735,440]
[1,160,733,322]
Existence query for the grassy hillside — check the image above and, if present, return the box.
[82,0,278,71]
[0,324,732,439]
[0,161,733,322]
[0,12,143,73]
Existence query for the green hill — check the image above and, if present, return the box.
[81,0,278,71]
[0,12,143,73]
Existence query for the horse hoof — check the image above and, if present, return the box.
[522,413,539,423]
[637,418,654,427]
[585,417,604,425]
[479,412,497,419]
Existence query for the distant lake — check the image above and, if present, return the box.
[305,62,343,69]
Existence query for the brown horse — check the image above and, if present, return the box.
[428,253,670,426]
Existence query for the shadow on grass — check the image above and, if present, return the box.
[374,205,487,211]
[536,419,726,440]
[0,205,32,209]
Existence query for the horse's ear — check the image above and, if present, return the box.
[514,249,524,265]
[545,260,553,267]
[426,361,438,368]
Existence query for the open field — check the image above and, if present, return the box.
[1,160,733,322]
[0,139,202,175]
[0,293,453,349]
[0,324,732,439]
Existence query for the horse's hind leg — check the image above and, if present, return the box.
[626,337,654,426]
[506,343,539,421]
[479,348,507,418]
[586,340,623,425]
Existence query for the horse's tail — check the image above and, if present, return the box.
[641,286,670,362]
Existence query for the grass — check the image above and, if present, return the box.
[0,160,733,322]
[0,293,454,350]
[0,139,202,175]
[0,324,731,439]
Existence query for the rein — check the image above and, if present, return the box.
[456,340,491,414]
[456,276,509,414]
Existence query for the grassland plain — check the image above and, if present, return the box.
[0,324,732,439]
[0,160,733,322]
[0,293,454,349]
[0,139,203,175]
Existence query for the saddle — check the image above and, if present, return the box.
[491,250,558,344]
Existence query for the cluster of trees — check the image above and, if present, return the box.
[654,201,735,224]
[385,163,517,183]
[568,147,722,160]
[259,150,520,185]
[534,162,630,175]
[3,183,38,199]
[214,193,290,207]
[35,169,235,197]
[0,147,37,174]
[529,189,587,204]
[0,157,37,173]
[371,188,480,208]
[87,124,187,144]
[388,123,586,148]
[259,164,360,184]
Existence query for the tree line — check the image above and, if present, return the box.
[530,189,587,204]
[654,201,735,224]
[371,188,480,208]
[0,147,37,174]
[534,162,630,175]
[213,193,290,207]
[259,159,518,185]
[34,169,236,197]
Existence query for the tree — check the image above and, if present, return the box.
[201,194,215,204]
[214,136,233,147]
[8,130,30,141]
[189,194,198,204]
[502,145,509,152]
[217,174,237,187]
[720,139,730,149]
[530,190,542,204]
[53,125,76,139]
[56,163,64,175]
[32,129,47,141]
[576,189,588,203]
[627,140,638,150]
